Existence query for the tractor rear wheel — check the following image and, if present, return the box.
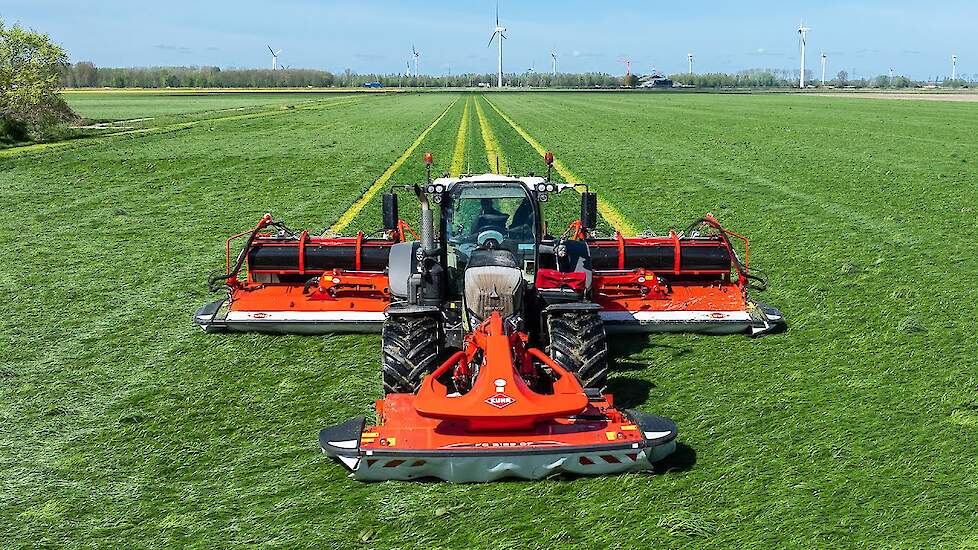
[382,314,440,394]
[546,311,609,391]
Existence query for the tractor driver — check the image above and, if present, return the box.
[506,198,534,240]
[475,198,509,232]
[475,197,533,234]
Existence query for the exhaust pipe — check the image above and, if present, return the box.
[419,152,435,253]
[417,185,434,253]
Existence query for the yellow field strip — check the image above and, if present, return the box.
[329,96,461,233]
[61,88,399,95]
[0,96,368,160]
[483,96,638,236]
[474,97,508,174]
[449,98,472,177]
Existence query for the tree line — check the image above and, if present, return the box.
[670,68,974,89]
[60,63,973,90]
[59,63,629,89]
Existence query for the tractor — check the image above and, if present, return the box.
[197,153,783,481]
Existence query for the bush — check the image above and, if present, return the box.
[0,116,29,144]
[0,19,79,141]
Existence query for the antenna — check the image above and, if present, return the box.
[798,21,811,88]
[487,1,507,87]
[688,52,694,75]
[621,59,631,78]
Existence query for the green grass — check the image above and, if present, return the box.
[3,90,977,548]
[63,91,349,121]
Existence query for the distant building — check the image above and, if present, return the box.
[638,73,673,88]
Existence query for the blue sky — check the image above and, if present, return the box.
[1,0,973,80]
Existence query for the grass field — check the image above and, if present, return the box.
[63,91,341,121]
[3,90,977,548]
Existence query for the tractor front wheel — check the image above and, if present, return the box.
[546,311,609,391]
[382,314,440,394]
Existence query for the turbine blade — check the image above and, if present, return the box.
[496,1,499,26]
[268,45,275,55]
[487,32,498,47]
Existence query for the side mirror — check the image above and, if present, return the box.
[382,192,399,231]
[580,192,598,230]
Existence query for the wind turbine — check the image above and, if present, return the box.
[406,61,412,77]
[551,50,558,77]
[952,54,958,81]
[621,59,632,77]
[688,52,694,74]
[821,52,827,85]
[268,45,282,70]
[487,3,507,87]
[412,45,420,76]
[798,21,811,88]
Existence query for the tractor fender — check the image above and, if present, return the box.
[386,304,441,316]
[388,241,421,299]
[543,302,602,314]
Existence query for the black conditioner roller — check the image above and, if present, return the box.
[248,243,391,272]
[589,241,731,272]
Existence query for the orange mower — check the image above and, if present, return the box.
[197,153,783,481]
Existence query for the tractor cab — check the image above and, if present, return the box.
[439,176,542,286]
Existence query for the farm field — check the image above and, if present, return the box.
[63,90,345,121]
[2,91,977,548]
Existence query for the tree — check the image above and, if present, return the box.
[836,70,849,86]
[0,19,77,140]
[73,61,97,87]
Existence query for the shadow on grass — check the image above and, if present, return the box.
[607,377,653,408]
[608,334,693,372]
[652,442,697,474]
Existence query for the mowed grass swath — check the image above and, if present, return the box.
[63,90,339,121]
[2,90,977,548]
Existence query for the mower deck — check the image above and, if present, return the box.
[194,297,386,334]
[320,393,677,482]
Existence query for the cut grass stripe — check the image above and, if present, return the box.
[474,96,508,174]
[449,98,472,176]
[330,96,460,233]
[483,96,638,237]
[0,96,368,160]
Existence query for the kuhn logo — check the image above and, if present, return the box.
[485,393,516,409]
[251,312,270,319]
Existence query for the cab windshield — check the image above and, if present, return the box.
[445,184,536,247]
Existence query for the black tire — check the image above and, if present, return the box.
[546,311,609,390]
[382,314,440,394]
